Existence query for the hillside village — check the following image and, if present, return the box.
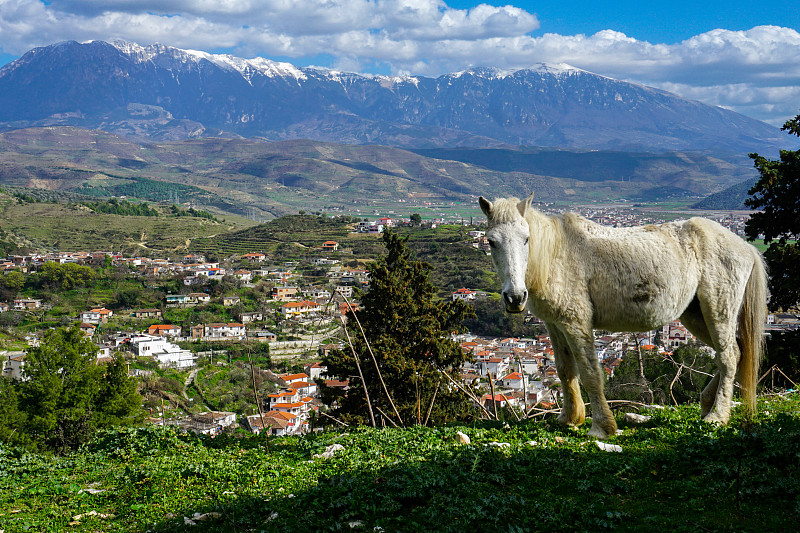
[1,208,795,438]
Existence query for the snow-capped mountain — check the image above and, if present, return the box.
[0,40,785,153]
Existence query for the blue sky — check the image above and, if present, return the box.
[448,1,798,44]
[0,1,798,125]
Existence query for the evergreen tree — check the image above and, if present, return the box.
[95,354,144,427]
[320,231,476,426]
[745,112,800,310]
[20,326,102,452]
[18,326,142,452]
[0,377,29,448]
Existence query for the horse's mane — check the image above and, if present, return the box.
[488,197,562,293]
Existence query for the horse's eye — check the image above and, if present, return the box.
[524,237,529,246]
[488,239,496,248]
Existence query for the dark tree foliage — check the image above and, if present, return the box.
[113,287,143,309]
[762,329,800,387]
[607,344,715,405]
[94,354,144,428]
[15,326,142,453]
[0,377,30,448]
[320,230,477,426]
[463,296,542,338]
[84,198,160,216]
[170,204,218,221]
[745,113,800,310]
[38,261,96,290]
[0,270,25,301]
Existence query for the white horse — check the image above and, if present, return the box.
[479,194,767,438]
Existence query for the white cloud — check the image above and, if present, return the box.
[0,1,798,124]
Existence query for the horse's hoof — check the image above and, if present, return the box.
[587,417,617,439]
[702,413,729,425]
[557,412,584,427]
[587,425,610,439]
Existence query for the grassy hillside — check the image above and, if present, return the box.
[189,214,362,257]
[189,217,497,292]
[692,178,757,210]
[0,127,757,219]
[0,192,254,253]
[2,394,798,532]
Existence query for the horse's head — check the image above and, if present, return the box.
[479,194,533,313]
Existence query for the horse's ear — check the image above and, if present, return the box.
[479,196,493,217]
[517,193,534,216]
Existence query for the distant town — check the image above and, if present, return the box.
[1,207,793,438]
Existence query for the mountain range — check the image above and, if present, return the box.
[0,40,786,156]
[0,126,756,218]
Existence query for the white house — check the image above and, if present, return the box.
[452,288,477,301]
[129,334,196,369]
[268,390,300,407]
[241,253,267,263]
[501,371,525,390]
[356,221,384,234]
[147,324,182,338]
[187,411,237,436]
[2,352,26,380]
[13,298,42,310]
[305,362,327,381]
[334,285,353,298]
[204,323,246,340]
[280,300,320,317]
[188,293,212,304]
[485,357,510,378]
[245,411,303,436]
[280,372,310,385]
[233,270,252,282]
[519,356,543,376]
[307,287,332,300]
[166,294,191,306]
[311,258,339,266]
[288,380,317,397]
[272,399,312,418]
[240,312,264,324]
[81,308,113,324]
[222,295,241,306]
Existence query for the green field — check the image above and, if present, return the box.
[0,192,255,254]
[2,393,798,532]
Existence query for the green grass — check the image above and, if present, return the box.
[2,393,798,532]
[0,200,252,254]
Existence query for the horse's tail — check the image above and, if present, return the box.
[738,248,768,415]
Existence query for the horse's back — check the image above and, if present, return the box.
[562,215,752,332]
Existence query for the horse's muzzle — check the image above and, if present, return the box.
[503,289,528,313]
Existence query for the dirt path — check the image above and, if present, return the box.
[183,368,199,399]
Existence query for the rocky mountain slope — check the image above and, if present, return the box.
[0,40,785,155]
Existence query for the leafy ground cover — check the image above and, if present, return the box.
[2,393,798,532]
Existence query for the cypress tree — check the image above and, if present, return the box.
[321,231,476,426]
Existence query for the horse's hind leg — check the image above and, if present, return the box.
[548,325,585,427]
[700,373,721,418]
[696,277,748,425]
[680,299,719,418]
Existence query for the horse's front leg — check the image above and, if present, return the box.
[548,325,585,427]
[566,326,617,439]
